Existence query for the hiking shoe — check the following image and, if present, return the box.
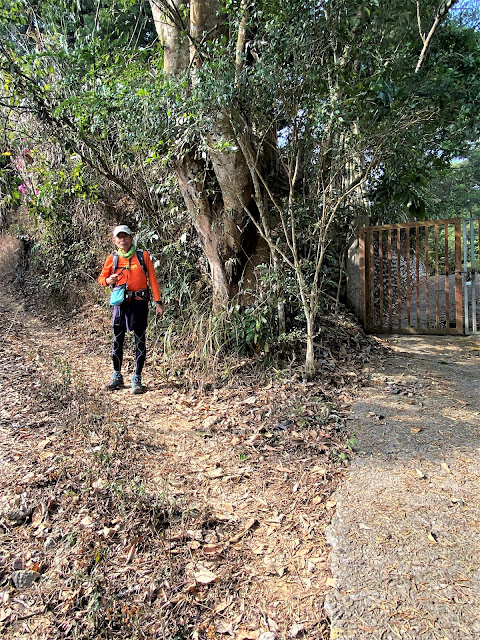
[106,371,124,391]
[131,374,145,394]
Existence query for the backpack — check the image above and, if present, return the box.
[112,249,148,276]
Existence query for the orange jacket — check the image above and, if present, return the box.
[98,250,162,303]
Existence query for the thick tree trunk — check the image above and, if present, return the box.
[175,155,231,310]
[149,0,265,311]
[149,0,189,74]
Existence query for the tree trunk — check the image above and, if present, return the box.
[149,0,189,75]
[305,318,316,380]
[149,0,265,311]
[174,155,231,310]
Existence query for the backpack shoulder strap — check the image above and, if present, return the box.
[112,251,119,272]
[136,249,148,276]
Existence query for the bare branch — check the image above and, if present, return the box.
[235,0,249,86]
[415,0,461,73]
[417,1,426,43]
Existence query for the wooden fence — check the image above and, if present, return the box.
[359,219,466,334]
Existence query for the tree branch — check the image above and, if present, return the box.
[235,0,248,86]
[415,0,461,73]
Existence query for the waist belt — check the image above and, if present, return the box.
[125,288,149,302]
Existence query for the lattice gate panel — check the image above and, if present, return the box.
[360,219,463,335]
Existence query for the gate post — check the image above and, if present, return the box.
[359,227,366,328]
[346,216,369,326]
[455,219,463,334]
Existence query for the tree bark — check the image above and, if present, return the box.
[305,318,315,380]
[149,0,189,75]
[174,154,231,310]
[149,0,263,311]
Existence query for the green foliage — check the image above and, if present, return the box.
[423,147,480,220]
[2,0,480,373]
[226,300,273,354]
[368,10,480,222]
[0,153,22,225]
[28,223,99,306]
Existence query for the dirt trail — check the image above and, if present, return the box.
[4,233,479,640]
[2,236,357,639]
[326,334,480,640]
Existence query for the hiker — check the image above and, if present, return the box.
[98,225,163,394]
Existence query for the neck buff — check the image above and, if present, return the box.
[117,244,136,259]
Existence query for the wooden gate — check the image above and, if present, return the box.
[462,217,480,334]
[359,219,465,334]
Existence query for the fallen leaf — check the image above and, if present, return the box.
[216,621,234,634]
[427,532,438,544]
[204,532,218,544]
[295,546,314,557]
[203,415,220,429]
[126,543,137,564]
[214,600,231,614]
[251,544,266,555]
[440,462,451,473]
[31,504,46,527]
[229,518,258,543]
[0,608,12,623]
[221,503,234,514]
[289,623,304,638]
[92,478,106,491]
[267,514,285,524]
[267,617,279,633]
[236,630,259,640]
[263,557,285,577]
[207,468,224,479]
[290,431,304,443]
[194,565,217,585]
[325,500,336,509]
[415,468,426,479]
[187,529,203,542]
[274,466,294,474]
[188,540,201,550]
[79,515,94,528]
[203,543,226,555]
[311,466,326,474]
[410,427,423,434]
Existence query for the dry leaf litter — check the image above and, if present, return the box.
[0,236,375,639]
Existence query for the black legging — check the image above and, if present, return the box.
[112,327,146,375]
